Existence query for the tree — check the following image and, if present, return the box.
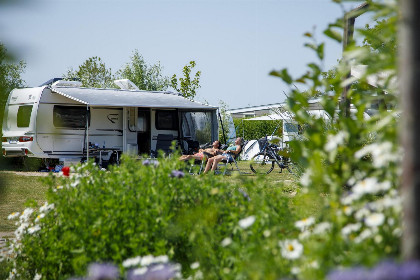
[116,50,170,91]
[63,56,114,88]
[0,43,26,122]
[363,18,397,54]
[171,61,201,100]
[400,0,420,261]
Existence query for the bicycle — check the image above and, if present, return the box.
[249,137,298,175]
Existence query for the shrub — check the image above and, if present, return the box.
[269,1,402,279]
[6,155,295,279]
[233,118,282,140]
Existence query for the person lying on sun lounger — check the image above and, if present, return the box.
[179,140,221,161]
[203,137,243,174]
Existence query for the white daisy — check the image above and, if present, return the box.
[300,169,312,187]
[354,229,373,243]
[19,208,34,222]
[122,256,141,268]
[27,225,41,234]
[291,267,301,275]
[324,131,348,152]
[238,216,256,229]
[355,208,371,221]
[221,237,232,247]
[279,239,303,260]
[309,260,319,269]
[340,193,360,205]
[39,202,54,213]
[140,255,154,266]
[133,267,148,276]
[298,230,311,240]
[343,206,353,216]
[190,262,200,270]
[35,213,45,223]
[353,177,380,195]
[374,234,383,244]
[153,255,169,264]
[341,223,362,236]
[15,222,29,239]
[295,217,315,231]
[7,212,20,220]
[365,213,385,227]
[313,222,332,235]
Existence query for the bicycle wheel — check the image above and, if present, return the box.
[250,153,275,174]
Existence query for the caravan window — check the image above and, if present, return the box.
[17,105,33,127]
[181,112,212,144]
[53,106,89,128]
[284,123,299,133]
[155,110,178,130]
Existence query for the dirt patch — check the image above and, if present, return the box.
[0,171,53,177]
[0,232,13,238]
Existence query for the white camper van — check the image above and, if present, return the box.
[2,79,218,167]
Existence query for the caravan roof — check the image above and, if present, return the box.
[50,86,216,110]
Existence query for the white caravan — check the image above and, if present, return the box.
[2,80,218,167]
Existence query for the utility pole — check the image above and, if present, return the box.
[400,0,420,260]
[340,2,369,117]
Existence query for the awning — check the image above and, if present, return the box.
[49,86,217,110]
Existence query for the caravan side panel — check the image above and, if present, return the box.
[37,89,85,157]
[2,87,44,157]
[37,89,124,159]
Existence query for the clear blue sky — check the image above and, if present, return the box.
[0,0,368,109]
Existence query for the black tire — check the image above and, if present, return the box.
[250,153,275,174]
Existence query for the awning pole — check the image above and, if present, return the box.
[86,105,89,161]
[218,111,227,144]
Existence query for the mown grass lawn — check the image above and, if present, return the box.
[0,172,50,233]
[0,160,319,234]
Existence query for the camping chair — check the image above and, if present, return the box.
[186,151,214,175]
[152,134,175,157]
[217,145,246,175]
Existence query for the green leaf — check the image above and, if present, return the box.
[269,69,293,84]
[317,43,325,60]
[323,29,342,43]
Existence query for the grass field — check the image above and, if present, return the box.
[0,172,50,233]
[0,160,318,236]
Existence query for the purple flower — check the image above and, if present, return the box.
[143,159,159,167]
[88,263,119,280]
[238,188,251,201]
[327,267,369,280]
[328,260,420,280]
[398,260,420,280]
[170,170,185,178]
[370,260,399,280]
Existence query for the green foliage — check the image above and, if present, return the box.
[217,100,236,144]
[0,43,26,124]
[362,17,397,54]
[7,156,295,279]
[233,118,282,140]
[171,61,201,100]
[116,50,170,91]
[269,1,401,278]
[63,56,115,88]
[0,43,27,169]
